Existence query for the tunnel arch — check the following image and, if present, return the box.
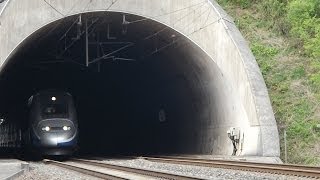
[0,0,280,157]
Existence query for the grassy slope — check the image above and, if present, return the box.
[217,1,320,165]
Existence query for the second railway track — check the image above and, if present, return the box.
[140,156,320,179]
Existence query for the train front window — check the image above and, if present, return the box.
[42,104,68,118]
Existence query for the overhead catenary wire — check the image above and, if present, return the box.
[41,0,206,47]
[58,16,82,42]
[57,0,119,56]
[88,2,215,64]
[58,0,118,42]
[143,2,207,41]
[140,14,227,59]
[139,5,213,57]
[59,18,99,56]
[128,0,207,25]
[89,2,211,63]
[30,0,90,48]
[105,0,118,11]
[181,6,211,36]
[34,0,219,67]
[43,0,65,17]
[46,0,118,42]
[66,0,83,15]
[202,7,212,28]
[37,0,209,43]
[86,0,206,64]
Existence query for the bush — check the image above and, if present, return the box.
[260,0,289,34]
[221,0,320,57]
[287,0,320,58]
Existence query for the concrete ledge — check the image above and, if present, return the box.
[4,169,24,180]
[0,160,29,180]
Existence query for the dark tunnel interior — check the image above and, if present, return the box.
[0,12,235,156]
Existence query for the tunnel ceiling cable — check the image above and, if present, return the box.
[57,19,110,66]
[43,0,206,67]
[86,4,208,65]
[140,12,225,60]
[58,15,111,56]
[142,2,207,41]
[140,3,209,44]
[176,5,211,35]
[42,0,116,57]
[113,2,208,59]
[80,0,93,14]
[145,14,225,58]
[89,18,134,64]
[44,0,91,41]
[44,0,202,60]
[35,19,68,46]
[66,0,84,15]
[88,0,120,55]
[105,0,118,11]
[90,2,210,64]
[38,0,200,51]
[27,1,206,68]
[58,0,100,43]
[67,17,129,65]
[202,4,212,28]
[37,1,80,59]
[84,0,147,65]
[93,42,136,63]
[36,17,100,67]
[24,16,72,54]
[58,18,99,56]
[58,0,119,63]
[28,11,86,55]
[89,43,134,64]
[137,5,211,59]
[127,0,207,25]
[58,15,82,42]
[89,1,206,64]
[39,0,94,44]
[43,0,65,17]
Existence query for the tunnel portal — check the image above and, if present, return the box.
[1,12,242,155]
[0,0,280,157]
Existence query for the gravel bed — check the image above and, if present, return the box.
[102,158,311,180]
[16,162,102,180]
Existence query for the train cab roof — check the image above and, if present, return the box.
[34,89,72,96]
[28,89,72,106]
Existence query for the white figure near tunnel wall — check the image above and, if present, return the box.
[0,0,280,157]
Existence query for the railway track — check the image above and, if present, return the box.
[140,156,320,178]
[44,158,199,180]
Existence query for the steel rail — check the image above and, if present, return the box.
[72,158,199,180]
[43,159,125,180]
[44,158,199,180]
[141,156,320,178]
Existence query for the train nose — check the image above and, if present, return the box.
[43,133,70,146]
[35,119,77,147]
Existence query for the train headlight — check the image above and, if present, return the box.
[63,126,71,131]
[42,126,50,131]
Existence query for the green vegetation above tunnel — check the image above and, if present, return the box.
[217,0,320,165]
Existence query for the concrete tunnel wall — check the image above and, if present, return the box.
[0,0,280,157]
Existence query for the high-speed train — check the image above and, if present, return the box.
[25,90,78,156]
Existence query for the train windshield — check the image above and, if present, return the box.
[34,93,70,119]
[42,104,68,118]
[42,104,68,117]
